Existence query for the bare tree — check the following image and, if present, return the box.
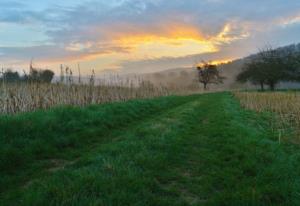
[196,61,224,90]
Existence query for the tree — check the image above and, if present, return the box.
[39,70,55,83]
[236,57,267,91]
[0,63,55,84]
[196,61,224,90]
[28,61,55,83]
[258,47,286,90]
[29,68,40,82]
[1,70,20,82]
[237,46,300,91]
[279,47,300,82]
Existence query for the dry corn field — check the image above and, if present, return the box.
[0,79,201,114]
[234,91,300,142]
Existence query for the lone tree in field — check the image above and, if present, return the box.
[237,46,300,91]
[197,61,224,90]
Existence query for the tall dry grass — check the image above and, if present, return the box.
[0,75,201,114]
[234,91,300,142]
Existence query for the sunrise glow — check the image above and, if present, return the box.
[0,1,300,74]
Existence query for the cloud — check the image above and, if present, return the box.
[0,44,132,65]
[0,0,300,74]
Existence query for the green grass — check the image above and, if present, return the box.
[1,93,300,205]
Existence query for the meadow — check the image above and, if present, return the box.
[1,92,300,205]
[2,0,300,204]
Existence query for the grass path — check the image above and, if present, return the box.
[1,93,300,205]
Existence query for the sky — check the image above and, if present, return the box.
[1,0,300,75]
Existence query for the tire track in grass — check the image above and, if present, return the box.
[0,95,202,203]
[12,95,206,206]
[4,93,300,205]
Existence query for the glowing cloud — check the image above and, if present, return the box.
[87,23,250,61]
[111,24,218,59]
[1,0,300,74]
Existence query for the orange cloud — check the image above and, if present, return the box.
[102,23,249,60]
[103,24,217,59]
[53,22,249,69]
[210,59,233,65]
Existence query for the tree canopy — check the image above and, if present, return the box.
[1,69,20,82]
[197,61,224,90]
[1,68,54,83]
[237,46,300,90]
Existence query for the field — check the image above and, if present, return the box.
[0,78,201,114]
[235,91,300,143]
[1,92,300,205]
[0,80,170,114]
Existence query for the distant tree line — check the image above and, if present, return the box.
[0,63,55,83]
[237,45,300,91]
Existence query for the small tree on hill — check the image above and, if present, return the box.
[197,61,224,90]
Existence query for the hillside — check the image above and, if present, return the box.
[1,93,300,205]
[141,43,300,90]
[141,60,245,90]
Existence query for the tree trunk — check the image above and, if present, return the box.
[269,82,275,91]
[203,83,207,90]
[260,82,264,91]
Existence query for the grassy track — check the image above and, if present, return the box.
[1,93,300,205]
